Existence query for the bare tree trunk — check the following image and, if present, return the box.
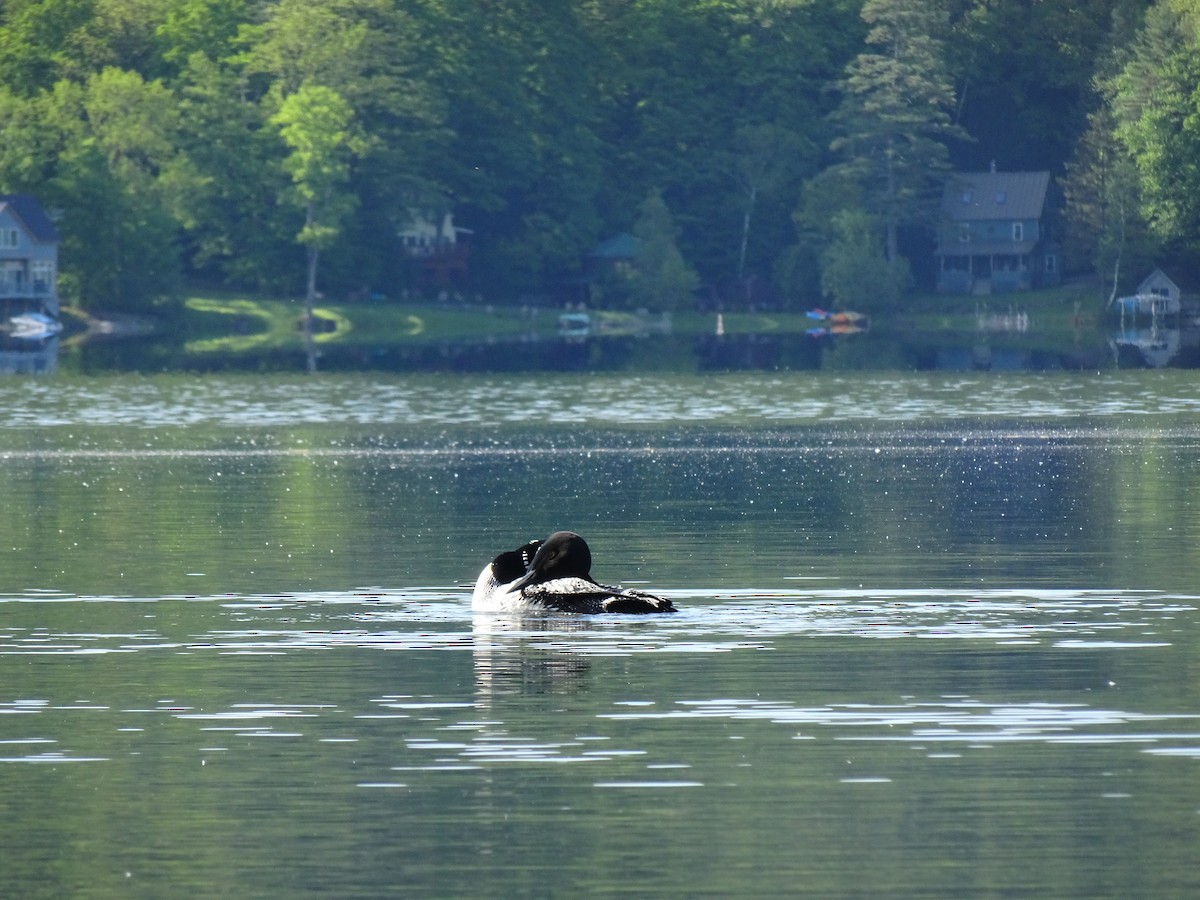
[738,184,756,281]
[885,144,899,265]
[1107,198,1126,307]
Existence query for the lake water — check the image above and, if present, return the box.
[3,370,1200,897]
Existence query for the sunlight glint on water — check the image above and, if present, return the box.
[1,371,1200,896]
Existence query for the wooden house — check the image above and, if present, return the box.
[588,232,641,274]
[1113,268,1195,317]
[556,232,642,304]
[0,194,60,316]
[935,169,1060,295]
[399,211,473,290]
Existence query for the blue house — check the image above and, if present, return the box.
[0,194,60,316]
[935,170,1060,295]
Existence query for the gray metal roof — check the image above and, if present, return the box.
[0,194,60,243]
[941,171,1051,222]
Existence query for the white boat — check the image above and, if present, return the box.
[6,312,63,340]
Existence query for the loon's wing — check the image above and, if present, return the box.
[598,587,676,614]
[520,578,676,614]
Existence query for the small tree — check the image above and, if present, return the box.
[627,190,699,312]
[270,83,361,367]
[820,209,908,309]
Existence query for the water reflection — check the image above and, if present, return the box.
[1109,323,1199,368]
[5,374,1200,895]
[3,582,1199,895]
[472,614,594,702]
[9,371,1200,432]
[5,294,1200,376]
[0,334,57,374]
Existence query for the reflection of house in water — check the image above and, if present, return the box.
[398,211,472,291]
[0,336,58,374]
[932,344,1045,371]
[1110,326,1181,368]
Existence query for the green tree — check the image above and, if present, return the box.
[627,190,699,312]
[409,0,603,294]
[1110,0,1200,251]
[3,68,196,309]
[270,82,361,365]
[0,0,96,94]
[827,0,966,276]
[731,123,813,282]
[174,51,293,291]
[948,0,1150,172]
[0,86,60,189]
[1062,106,1154,301]
[238,0,439,297]
[157,0,250,72]
[71,67,198,307]
[820,208,909,309]
[583,0,859,294]
[820,208,902,309]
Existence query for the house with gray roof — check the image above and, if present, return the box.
[0,194,60,316]
[935,169,1060,295]
[1113,267,1200,318]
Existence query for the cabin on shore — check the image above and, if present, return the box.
[399,211,473,291]
[935,168,1060,296]
[556,232,643,304]
[0,194,59,317]
[1113,268,1199,318]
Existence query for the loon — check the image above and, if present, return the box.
[472,531,676,614]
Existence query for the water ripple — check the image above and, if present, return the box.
[6,371,1200,432]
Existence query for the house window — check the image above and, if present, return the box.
[961,191,973,205]
[0,228,19,249]
[1045,254,1057,274]
[0,260,24,292]
[1012,222,1024,241]
[958,224,970,243]
[31,260,54,293]
[995,191,1007,204]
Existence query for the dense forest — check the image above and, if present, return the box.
[0,0,1190,312]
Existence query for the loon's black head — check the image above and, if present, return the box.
[511,531,592,589]
[489,539,542,584]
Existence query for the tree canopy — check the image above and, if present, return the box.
[0,0,1180,311]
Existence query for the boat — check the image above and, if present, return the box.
[5,312,63,340]
[557,312,591,337]
[804,308,870,336]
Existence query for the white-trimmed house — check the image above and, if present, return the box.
[0,194,60,317]
[1114,268,1191,317]
[935,169,1060,295]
